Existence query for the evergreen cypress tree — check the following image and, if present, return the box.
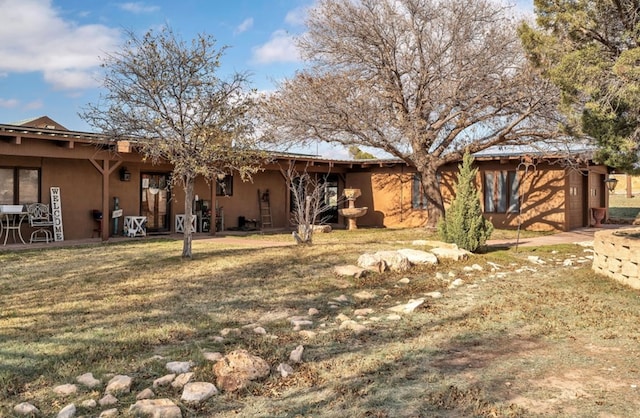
[437,151,493,252]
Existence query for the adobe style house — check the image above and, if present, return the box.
[0,116,611,244]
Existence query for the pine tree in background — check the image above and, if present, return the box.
[438,151,493,252]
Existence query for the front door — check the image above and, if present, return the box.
[323,174,339,223]
[141,173,170,233]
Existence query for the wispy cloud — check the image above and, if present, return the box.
[117,2,160,14]
[234,17,254,35]
[285,5,310,26]
[24,99,44,110]
[0,98,19,108]
[252,30,301,64]
[0,0,121,91]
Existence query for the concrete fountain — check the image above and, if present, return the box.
[338,188,368,230]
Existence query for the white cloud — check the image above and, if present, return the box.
[117,2,160,14]
[284,5,310,26]
[0,0,121,91]
[0,98,19,108]
[252,30,301,64]
[24,99,44,110]
[234,17,254,35]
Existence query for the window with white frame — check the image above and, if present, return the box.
[483,170,520,213]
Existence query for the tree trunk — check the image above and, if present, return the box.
[182,175,195,259]
[420,163,445,228]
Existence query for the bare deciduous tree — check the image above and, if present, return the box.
[281,162,339,245]
[82,27,266,258]
[261,0,561,226]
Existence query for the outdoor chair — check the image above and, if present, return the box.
[26,203,54,243]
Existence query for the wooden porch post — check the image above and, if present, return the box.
[90,158,122,242]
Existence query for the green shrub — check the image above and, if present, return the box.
[438,151,493,252]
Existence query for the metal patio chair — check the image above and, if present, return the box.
[26,203,54,243]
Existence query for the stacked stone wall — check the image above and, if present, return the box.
[593,228,640,289]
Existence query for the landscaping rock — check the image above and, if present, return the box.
[99,408,118,418]
[136,388,155,400]
[289,345,304,363]
[76,372,101,388]
[353,290,376,300]
[129,399,182,418]
[308,308,320,316]
[290,318,313,331]
[99,394,118,406]
[397,248,438,265]
[334,265,367,278]
[398,277,411,284]
[105,375,132,394]
[336,313,350,322]
[56,403,76,418]
[339,320,367,334]
[354,308,374,316]
[425,291,443,299]
[81,399,97,408]
[53,384,78,396]
[277,363,294,377]
[166,361,192,374]
[153,374,176,388]
[386,314,402,321]
[171,372,194,389]
[388,298,425,313]
[430,246,470,261]
[357,253,387,272]
[213,350,271,392]
[253,326,267,335]
[13,402,39,416]
[181,382,218,404]
[375,250,412,271]
[528,255,545,265]
[448,278,464,289]
[333,294,350,303]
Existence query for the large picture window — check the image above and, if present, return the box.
[484,170,520,213]
[0,167,40,204]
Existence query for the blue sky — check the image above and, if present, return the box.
[0,0,533,158]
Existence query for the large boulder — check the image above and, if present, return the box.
[374,251,411,271]
[357,251,411,272]
[430,246,471,261]
[212,350,270,392]
[396,248,438,265]
[357,253,386,272]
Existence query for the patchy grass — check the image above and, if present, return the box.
[2,229,640,417]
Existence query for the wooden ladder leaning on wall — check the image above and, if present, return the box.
[258,189,272,230]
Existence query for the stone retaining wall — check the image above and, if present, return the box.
[592,228,640,289]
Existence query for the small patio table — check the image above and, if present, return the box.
[0,205,27,245]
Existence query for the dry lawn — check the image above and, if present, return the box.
[1,229,640,417]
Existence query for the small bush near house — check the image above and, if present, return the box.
[438,151,493,252]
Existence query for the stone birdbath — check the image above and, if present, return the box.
[338,188,368,230]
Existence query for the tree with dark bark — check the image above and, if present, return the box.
[260,0,561,226]
[81,27,266,258]
[519,0,640,172]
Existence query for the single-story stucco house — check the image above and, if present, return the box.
[0,116,612,244]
